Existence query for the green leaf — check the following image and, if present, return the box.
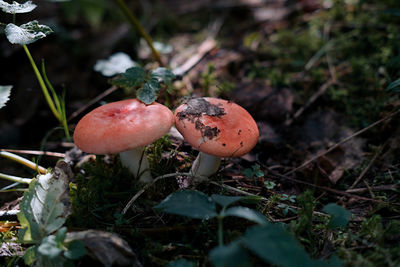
[151,67,175,87]
[386,77,400,92]
[38,235,63,259]
[0,0,36,14]
[211,194,244,208]
[94,52,137,77]
[23,245,37,265]
[243,168,254,178]
[64,240,86,260]
[167,259,196,267]
[55,227,67,244]
[137,78,160,104]
[209,241,252,267]
[0,85,12,109]
[154,190,217,220]
[224,207,269,225]
[322,203,351,229]
[110,67,146,89]
[5,21,53,45]
[242,225,313,267]
[18,162,71,242]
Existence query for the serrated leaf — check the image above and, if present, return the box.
[154,190,217,220]
[0,85,12,109]
[322,203,351,229]
[0,0,36,14]
[209,241,252,267]
[167,259,195,267]
[110,67,146,89]
[151,67,175,87]
[18,162,71,242]
[224,207,269,225]
[386,77,400,92]
[137,78,160,104]
[94,52,137,77]
[243,225,312,267]
[211,194,244,208]
[5,21,53,45]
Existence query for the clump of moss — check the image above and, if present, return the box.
[68,156,138,228]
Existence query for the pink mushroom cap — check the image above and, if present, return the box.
[174,97,259,157]
[74,99,174,154]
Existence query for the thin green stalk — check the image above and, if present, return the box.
[0,151,47,174]
[41,61,71,140]
[0,173,31,184]
[112,0,164,66]
[22,44,61,121]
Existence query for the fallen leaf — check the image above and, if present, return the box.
[66,230,142,267]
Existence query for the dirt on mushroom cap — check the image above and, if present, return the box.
[175,97,259,157]
[74,99,174,154]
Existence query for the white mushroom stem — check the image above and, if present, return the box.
[119,147,153,183]
[191,151,221,180]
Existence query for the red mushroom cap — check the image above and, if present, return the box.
[174,97,259,157]
[74,99,174,154]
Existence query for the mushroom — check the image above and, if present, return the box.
[73,99,174,183]
[174,97,259,180]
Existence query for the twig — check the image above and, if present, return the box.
[346,141,387,191]
[261,164,394,204]
[209,181,329,217]
[122,172,192,214]
[285,79,336,126]
[68,86,118,121]
[285,108,400,176]
[173,38,217,78]
[1,149,65,158]
[346,184,399,193]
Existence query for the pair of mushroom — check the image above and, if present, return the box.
[73,97,259,183]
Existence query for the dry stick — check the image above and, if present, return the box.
[209,181,329,217]
[68,86,118,122]
[285,79,336,126]
[1,149,65,158]
[173,38,217,77]
[122,172,191,214]
[346,140,388,191]
[285,108,400,177]
[346,184,400,193]
[263,166,390,204]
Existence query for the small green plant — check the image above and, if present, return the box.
[16,162,86,266]
[0,1,70,139]
[155,190,341,267]
[110,66,175,104]
[243,164,264,180]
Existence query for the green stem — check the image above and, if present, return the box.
[112,0,164,66]
[217,216,224,246]
[0,173,31,184]
[23,45,61,121]
[0,151,47,174]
